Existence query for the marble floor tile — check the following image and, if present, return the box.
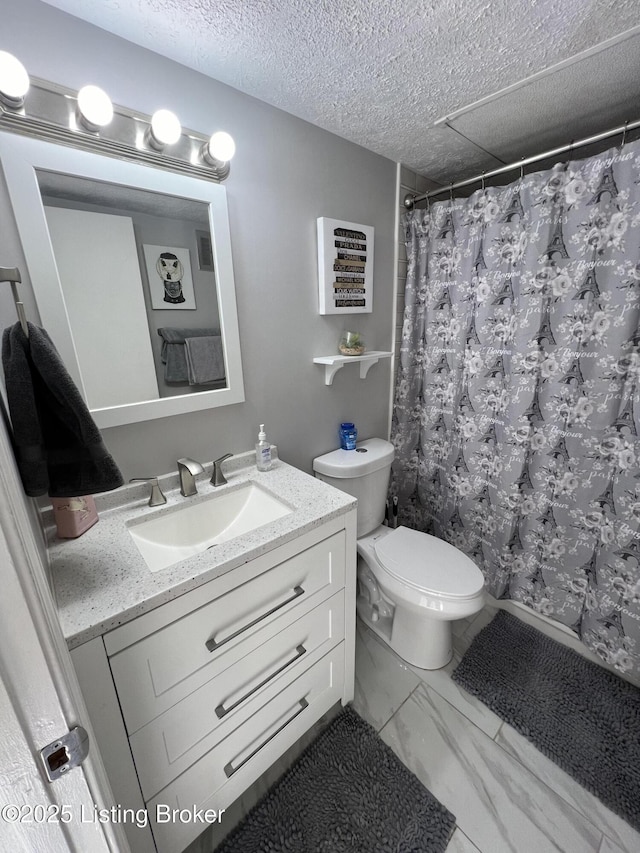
[453,604,498,657]
[409,650,503,740]
[452,614,474,639]
[356,610,503,737]
[497,722,640,853]
[380,682,603,853]
[452,601,497,636]
[352,619,420,730]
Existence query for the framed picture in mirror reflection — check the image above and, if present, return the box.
[143,244,197,309]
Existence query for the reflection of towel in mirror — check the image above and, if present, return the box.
[184,336,225,385]
[157,327,218,383]
[1,321,124,498]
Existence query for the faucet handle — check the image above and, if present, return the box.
[211,453,233,487]
[130,477,167,507]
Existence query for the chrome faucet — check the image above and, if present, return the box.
[177,457,204,497]
[211,453,233,487]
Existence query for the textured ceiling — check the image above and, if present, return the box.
[42,0,640,186]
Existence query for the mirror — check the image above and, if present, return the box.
[0,131,244,428]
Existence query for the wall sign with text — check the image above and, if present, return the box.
[317,217,374,314]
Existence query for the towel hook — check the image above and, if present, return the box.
[1,266,28,338]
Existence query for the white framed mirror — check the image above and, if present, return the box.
[0,131,245,428]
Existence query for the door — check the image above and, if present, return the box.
[0,406,129,852]
[43,206,159,409]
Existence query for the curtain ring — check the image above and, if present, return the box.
[481,172,486,192]
[621,120,629,150]
[520,159,524,180]
[449,183,454,203]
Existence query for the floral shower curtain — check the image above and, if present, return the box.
[390,139,640,679]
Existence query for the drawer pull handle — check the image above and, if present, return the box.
[215,645,307,719]
[223,698,309,779]
[205,586,305,653]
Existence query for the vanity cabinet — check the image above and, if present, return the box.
[71,511,356,853]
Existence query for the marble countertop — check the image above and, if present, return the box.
[47,451,356,649]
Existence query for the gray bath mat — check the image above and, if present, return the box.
[452,610,640,831]
[215,705,456,853]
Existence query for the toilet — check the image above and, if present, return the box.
[313,438,485,669]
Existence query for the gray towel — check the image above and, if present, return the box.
[157,327,218,383]
[1,322,124,498]
[184,335,225,385]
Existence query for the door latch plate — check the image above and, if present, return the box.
[40,726,89,782]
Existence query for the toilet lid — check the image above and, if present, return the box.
[374,526,484,598]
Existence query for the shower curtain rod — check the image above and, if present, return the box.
[404,116,640,208]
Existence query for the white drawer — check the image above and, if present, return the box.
[109,530,346,733]
[130,591,345,800]
[148,644,345,853]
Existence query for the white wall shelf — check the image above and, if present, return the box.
[313,351,393,385]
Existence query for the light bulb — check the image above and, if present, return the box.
[77,85,113,131]
[207,131,236,162]
[0,51,29,108]
[149,109,181,147]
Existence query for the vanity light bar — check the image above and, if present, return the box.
[0,51,30,108]
[76,85,114,132]
[0,59,234,182]
[147,109,182,150]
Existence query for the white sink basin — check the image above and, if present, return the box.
[128,482,293,572]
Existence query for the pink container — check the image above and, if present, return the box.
[52,495,99,539]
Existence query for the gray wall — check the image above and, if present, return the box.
[0,0,397,483]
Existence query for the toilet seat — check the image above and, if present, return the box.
[374,525,484,600]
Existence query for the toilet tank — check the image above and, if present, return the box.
[313,438,395,537]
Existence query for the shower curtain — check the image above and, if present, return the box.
[390,139,640,679]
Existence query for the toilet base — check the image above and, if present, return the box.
[391,603,453,669]
[356,598,453,670]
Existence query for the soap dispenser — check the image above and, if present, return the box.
[255,424,272,471]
